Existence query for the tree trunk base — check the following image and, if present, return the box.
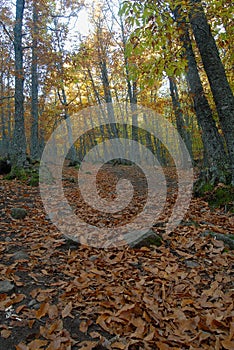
[194,168,234,212]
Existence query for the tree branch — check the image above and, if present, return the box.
[0,95,15,101]
[0,21,14,43]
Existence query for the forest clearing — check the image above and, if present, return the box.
[0,0,234,349]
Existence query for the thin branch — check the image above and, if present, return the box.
[0,95,15,101]
[0,21,14,43]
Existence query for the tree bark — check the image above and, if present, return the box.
[58,88,77,164]
[30,0,40,160]
[189,0,234,183]
[173,7,228,177]
[169,76,193,163]
[11,0,27,168]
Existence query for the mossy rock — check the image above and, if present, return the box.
[11,207,27,219]
[194,165,232,197]
[4,165,41,186]
[126,229,163,248]
[209,186,234,212]
[203,185,234,212]
[5,167,27,181]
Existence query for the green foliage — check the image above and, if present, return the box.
[28,170,39,186]
[208,186,234,212]
[197,182,234,212]
[197,182,215,195]
[5,167,27,181]
[121,0,188,90]
[4,166,40,186]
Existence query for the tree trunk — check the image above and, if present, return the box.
[30,0,40,160]
[0,70,7,157]
[58,88,77,164]
[119,16,138,152]
[168,76,193,163]
[173,7,228,180]
[11,0,27,168]
[189,0,234,183]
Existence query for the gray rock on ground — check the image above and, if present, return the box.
[12,250,29,260]
[0,280,14,293]
[11,208,27,219]
[125,229,162,248]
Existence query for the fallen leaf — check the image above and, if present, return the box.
[62,301,73,318]
[1,329,11,338]
[35,302,49,319]
[221,340,234,349]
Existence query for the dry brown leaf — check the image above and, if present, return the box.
[1,329,11,338]
[35,302,50,319]
[79,319,93,333]
[221,339,234,350]
[27,339,48,350]
[111,341,126,349]
[48,304,59,320]
[61,301,73,318]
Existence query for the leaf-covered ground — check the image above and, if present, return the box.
[0,165,233,350]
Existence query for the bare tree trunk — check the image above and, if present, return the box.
[0,70,7,156]
[169,76,193,164]
[119,14,139,153]
[30,0,40,160]
[58,88,77,164]
[189,0,234,183]
[11,0,27,168]
[173,7,228,180]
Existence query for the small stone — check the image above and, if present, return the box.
[5,237,12,242]
[184,260,199,268]
[89,255,99,262]
[28,299,37,307]
[0,280,14,293]
[32,303,40,310]
[12,250,29,260]
[11,208,27,219]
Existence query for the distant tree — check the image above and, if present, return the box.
[30,0,40,160]
[11,0,27,168]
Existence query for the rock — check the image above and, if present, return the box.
[5,237,12,242]
[12,250,29,260]
[30,302,40,310]
[184,260,199,268]
[0,280,14,293]
[11,208,27,219]
[28,299,38,307]
[89,255,99,262]
[126,229,163,249]
[201,230,234,250]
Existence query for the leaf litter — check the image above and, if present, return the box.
[0,164,233,349]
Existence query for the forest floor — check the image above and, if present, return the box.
[0,164,233,350]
